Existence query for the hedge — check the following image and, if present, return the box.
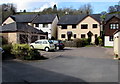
[63,38,88,47]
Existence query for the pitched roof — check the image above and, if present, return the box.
[0,22,46,34]
[113,29,120,35]
[90,14,101,23]
[32,14,57,24]
[105,14,120,22]
[10,14,37,23]
[58,14,101,25]
[1,22,17,32]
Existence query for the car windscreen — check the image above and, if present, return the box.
[48,40,53,44]
[58,40,63,43]
[53,41,58,44]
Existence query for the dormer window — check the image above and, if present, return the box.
[35,24,39,27]
[61,25,67,29]
[43,24,48,28]
[72,25,76,28]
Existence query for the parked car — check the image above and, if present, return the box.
[30,40,55,51]
[51,40,64,50]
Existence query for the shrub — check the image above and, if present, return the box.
[11,44,41,60]
[2,44,14,59]
[95,37,103,46]
[95,38,99,45]
[99,38,103,46]
[64,38,88,47]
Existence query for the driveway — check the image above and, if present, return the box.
[2,47,118,83]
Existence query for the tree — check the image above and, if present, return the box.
[53,4,57,11]
[78,4,93,14]
[38,3,93,17]
[108,1,120,13]
[108,6,116,13]
[1,3,16,22]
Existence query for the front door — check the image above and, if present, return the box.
[87,31,93,44]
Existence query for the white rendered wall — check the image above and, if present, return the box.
[104,36,113,46]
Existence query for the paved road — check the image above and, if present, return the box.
[2,47,119,83]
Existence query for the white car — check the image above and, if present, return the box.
[30,40,55,51]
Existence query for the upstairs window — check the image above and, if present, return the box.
[93,24,98,28]
[110,23,119,29]
[81,24,88,29]
[72,25,76,29]
[43,24,48,28]
[35,24,39,27]
[61,25,67,29]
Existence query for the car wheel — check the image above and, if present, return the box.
[45,47,49,52]
[30,45,34,49]
[56,47,59,50]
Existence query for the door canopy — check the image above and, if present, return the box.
[87,31,93,36]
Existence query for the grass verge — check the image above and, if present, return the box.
[104,46,113,48]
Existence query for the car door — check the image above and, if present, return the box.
[34,41,42,49]
[42,41,48,49]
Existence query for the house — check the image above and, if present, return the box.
[104,14,120,47]
[2,14,37,26]
[113,30,120,59]
[0,22,47,44]
[31,14,59,39]
[57,14,101,43]
[3,14,59,39]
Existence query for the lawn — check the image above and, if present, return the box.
[104,46,113,48]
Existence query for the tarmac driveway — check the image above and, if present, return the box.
[2,47,119,83]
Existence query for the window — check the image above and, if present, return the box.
[48,40,53,44]
[81,24,88,29]
[61,25,67,29]
[43,24,48,28]
[61,34,66,38]
[93,24,97,28]
[19,34,28,44]
[35,41,42,44]
[81,34,86,38]
[35,24,39,27]
[31,35,38,43]
[40,36,45,39]
[110,23,119,29]
[74,34,76,38]
[109,36,113,41]
[72,25,76,28]
[43,41,47,44]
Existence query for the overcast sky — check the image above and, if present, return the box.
[0,0,119,13]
